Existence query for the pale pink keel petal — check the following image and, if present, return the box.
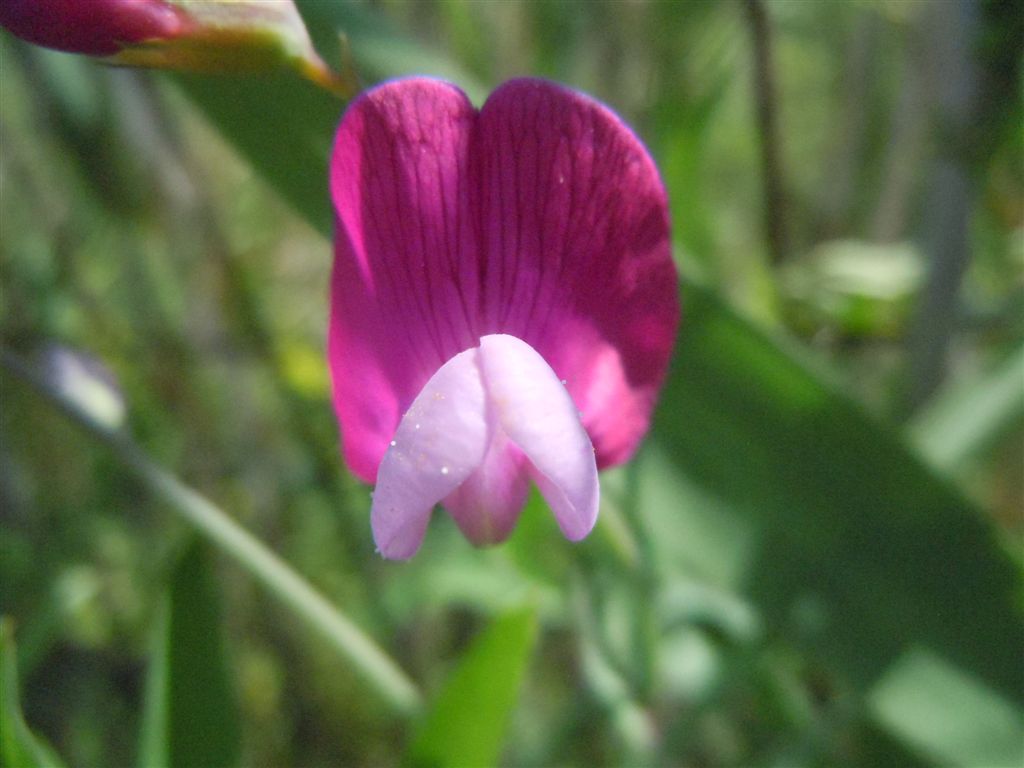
[374,334,597,557]
[442,422,529,546]
[371,347,488,560]
[478,335,599,541]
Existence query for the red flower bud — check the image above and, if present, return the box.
[0,0,189,56]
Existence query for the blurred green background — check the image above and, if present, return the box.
[1,1,1021,766]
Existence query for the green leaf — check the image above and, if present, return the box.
[137,601,169,768]
[171,69,342,234]
[0,618,67,768]
[910,344,1024,471]
[646,282,1024,732]
[409,606,539,768]
[138,540,241,768]
[869,648,1024,767]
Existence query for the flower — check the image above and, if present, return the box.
[329,78,678,559]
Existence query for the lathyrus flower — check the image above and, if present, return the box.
[330,78,679,559]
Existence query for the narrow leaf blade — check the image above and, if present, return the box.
[138,540,241,768]
[410,606,539,768]
[0,618,68,768]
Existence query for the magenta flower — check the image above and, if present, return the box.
[329,78,678,559]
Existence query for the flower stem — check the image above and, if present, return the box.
[1,349,422,718]
[744,0,790,265]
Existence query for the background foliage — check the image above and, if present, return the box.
[1,1,1021,766]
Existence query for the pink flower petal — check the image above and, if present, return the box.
[329,79,479,482]
[473,80,678,468]
[478,335,599,541]
[370,346,488,560]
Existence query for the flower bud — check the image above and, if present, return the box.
[0,0,188,56]
[0,0,351,96]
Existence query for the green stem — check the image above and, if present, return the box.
[1,349,422,718]
[619,459,659,702]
